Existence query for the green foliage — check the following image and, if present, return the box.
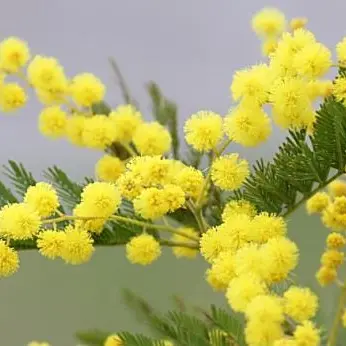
[43,165,83,210]
[0,180,17,206]
[76,290,246,346]
[147,82,180,159]
[234,97,346,216]
[3,160,36,197]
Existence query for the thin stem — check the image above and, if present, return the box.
[328,281,346,346]
[159,240,199,249]
[42,214,199,242]
[283,171,344,218]
[187,200,209,233]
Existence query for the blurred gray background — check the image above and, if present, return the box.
[0,0,345,345]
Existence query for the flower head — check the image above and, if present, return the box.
[95,155,125,182]
[283,286,318,322]
[37,230,66,259]
[184,111,223,152]
[252,8,286,38]
[336,36,346,66]
[104,334,122,346]
[81,182,121,218]
[24,182,59,217]
[70,73,105,107]
[211,154,249,191]
[60,226,94,265]
[326,233,346,249]
[293,321,320,346]
[133,122,171,156]
[306,192,330,214]
[316,265,337,286]
[0,203,41,240]
[224,102,272,147]
[174,167,204,200]
[66,114,86,146]
[0,37,30,72]
[222,199,256,221]
[109,105,142,142]
[0,240,19,277]
[39,106,67,138]
[245,320,283,346]
[0,83,27,112]
[126,234,161,265]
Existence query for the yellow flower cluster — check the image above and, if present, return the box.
[201,201,321,345]
[305,179,346,290]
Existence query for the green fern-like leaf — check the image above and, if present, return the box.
[43,166,82,210]
[0,180,18,206]
[118,332,162,346]
[3,160,36,197]
[208,306,246,346]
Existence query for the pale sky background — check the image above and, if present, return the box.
[0,1,346,345]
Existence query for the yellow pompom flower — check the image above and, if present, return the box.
[174,166,204,200]
[66,114,86,146]
[171,228,198,259]
[200,227,228,263]
[261,236,299,283]
[218,214,254,251]
[184,111,223,152]
[211,154,249,191]
[329,180,346,197]
[326,233,346,249]
[37,230,66,259]
[316,265,337,286]
[226,274,267,312]
[133,122,171,156]
[222,199,256,221]
[24,182,59,217]
[270,77,315,130]
[234,244,264,278]
[293,321,320,346]
[38,106,67,138]
[162,184,185,212]
[0,37,30,72]
[251,212,287,243]
[27,55,67,90]
[36,86,67,106]
[116,172,144,201]
[109,104,142,142]
[104,334,122,346]
[283,286,318,322]
[0,240,19,277]
[322,196,346,231]
[0,203,41,240]
[283,286,318,323]
[245,320,283,346]
[73,202,106,234]
[82,115,117,150]
[321,249,344,268]
[81,182,121,218]
[306,192,330,214]
[294,42,332,78]
[60,226,94,265]
[133,187,169,220]
[336,37,346,66]
[0,83,27,112]
[290,17,308,31]
[245,294,284,323]
[252,8,286,38]
[126,234,161,265]
[95,155,125,182]
[224,102,272,147]
[230,64,272,105]
[207,251,236,290]
[332,77,346,106]
[70,73,105,107]
[135,156,173,186]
